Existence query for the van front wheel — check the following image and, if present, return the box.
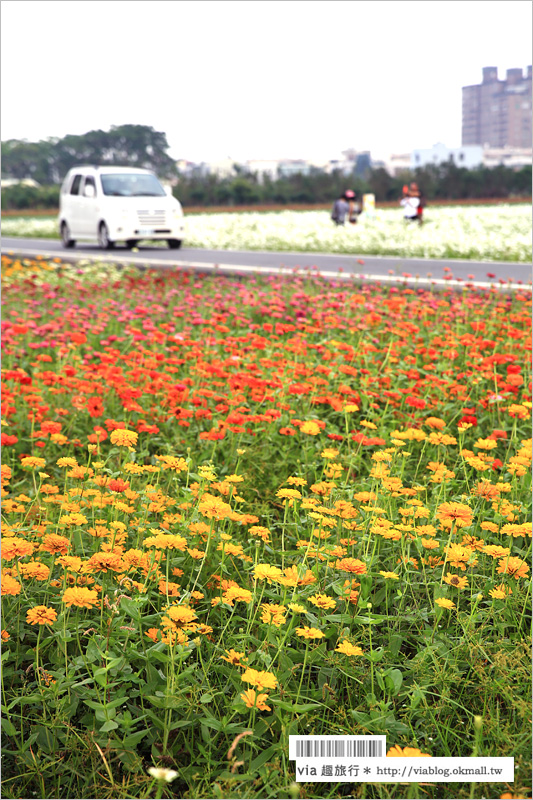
[168,239,182,249]
[61,222,76,248]
[98,222,115,250]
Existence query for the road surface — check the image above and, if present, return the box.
[2,237,531,290]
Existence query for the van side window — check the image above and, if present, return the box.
[83,176,97,195]
[70,175,83,195]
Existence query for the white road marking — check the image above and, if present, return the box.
[4,248,530,291]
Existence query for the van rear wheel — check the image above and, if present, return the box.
[168,239,182,249]
[98,222,115,250]
[61,222,76,248]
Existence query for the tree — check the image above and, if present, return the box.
[229,178,260,205]
[1,125,178,184]
[107,125,177,179]
[1,139,52,183]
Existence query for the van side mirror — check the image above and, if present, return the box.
[163,184,173,196]
[84,185,96,198]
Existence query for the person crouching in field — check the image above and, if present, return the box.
[400,184,421,224]
[331,192,350,226]
[345,190,362,224]
[409,182,425,225]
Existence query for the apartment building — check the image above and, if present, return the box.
[462,66,532,148]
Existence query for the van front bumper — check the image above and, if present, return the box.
[111,223,185,241]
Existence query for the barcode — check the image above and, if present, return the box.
[295,739,383,758]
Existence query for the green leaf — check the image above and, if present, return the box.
[145,648,170,665]
[199,716,222,731]
[35,726,56,753]
[384,668,403,696]
[83,699,108,711]
[92,667,109,687]
[1,717,17,736]
[119,597,141,622]
[367,647,385,662]
[145,694,181,709]
[410,687,426,709]
[123,728,151,747]
[272,700,321,713]
[248,743,280,774]
[388,634,403,657]
[100,719,119,732]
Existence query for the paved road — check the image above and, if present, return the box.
[2,237,531,290]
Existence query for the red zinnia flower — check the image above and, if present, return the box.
[108,479,129,493]
[87,397,104,418]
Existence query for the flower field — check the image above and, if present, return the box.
[2,203,532,261]
[1,254,532,800]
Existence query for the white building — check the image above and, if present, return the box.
[411,143,483,170]
[277,159,312,177]
[205,158,239,178]
[383,153,411,176]
[482,146,532,169]
[409,142,531,171]
[244,160,282,181]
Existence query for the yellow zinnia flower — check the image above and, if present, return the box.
[21,456,46,469]
[335,640,364,656]
[109,429,138,448]
[253,563,283,583]
[300,421,321,435]
[443,573,468,590]
[435,598,455,610]
[295,626,324,639]
[308,593,336,610]
[240,668,278,692]
[379,571,399,580]
[387,745,431,757]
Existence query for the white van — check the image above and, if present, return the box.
[58,165,185,249]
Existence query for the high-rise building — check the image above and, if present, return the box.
[462,66,532,148]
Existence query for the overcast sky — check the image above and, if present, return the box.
[1,0,531,164]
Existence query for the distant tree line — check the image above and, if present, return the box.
[1,124,531,209]
[1,124,177,184]
[175,162,532,208]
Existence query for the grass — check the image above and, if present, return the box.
[1,254,531,800]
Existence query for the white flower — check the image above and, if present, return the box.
[147,766,179,782]
[2,204,530,262]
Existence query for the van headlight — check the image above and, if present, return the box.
[172,206,184,217]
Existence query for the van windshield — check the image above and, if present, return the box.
[100,173,166,197]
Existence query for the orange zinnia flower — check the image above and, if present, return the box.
[436,501,473,529]
[335,557,367,574]
[62,587,99,608]
[240,689,271,711]
[497,556,529,579]
[1,575,21,595]
[26,606,57,625]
